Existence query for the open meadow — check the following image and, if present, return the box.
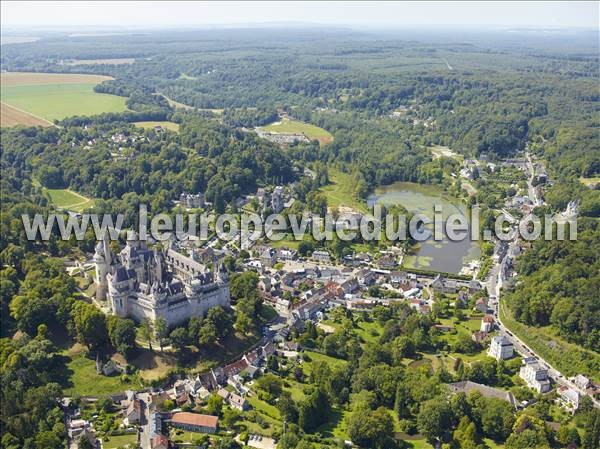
[261,118,334,145]
[1,72,127,126]
[134,120,180,132]
[45,188,95,212]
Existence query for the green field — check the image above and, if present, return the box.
[261,118,333,145]
[1,83,127,122]
[101,433,138,449]
[320,168,369,213]
[61,350,138,396]
[134,120,180,132]
[45,188,95,212]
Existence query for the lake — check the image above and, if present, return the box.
[367,182,480,274]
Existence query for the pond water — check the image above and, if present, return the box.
[367,182,480,273]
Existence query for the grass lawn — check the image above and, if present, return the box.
[260,118,333,145]
[133,120,180,132]
[247,396,281,420]
[45,188,95,212]
[60,346,138,396]
[101,433,138,449]
[314,405,351,439]
[1,83,127,122]
[302,351,348,376]
[320,168,370,214]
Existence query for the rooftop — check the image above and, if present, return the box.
[170,412,218,429]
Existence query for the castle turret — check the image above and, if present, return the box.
[94,233,112,300]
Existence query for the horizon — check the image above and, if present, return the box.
[2,1,598,30]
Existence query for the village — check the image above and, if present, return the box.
[57,123,597,449]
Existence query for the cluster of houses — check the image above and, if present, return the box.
[255,129,309,146]
[71,338,283,449]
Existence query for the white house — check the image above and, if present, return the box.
[519,359,551,393]
[488,335,514,360]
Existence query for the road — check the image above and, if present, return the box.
[525,152,542,206]
[487,239,599,408]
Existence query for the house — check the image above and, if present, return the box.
[472,330,489,345]
[123,398,142,425]
[223,358,249,378]
[312,250,331,263]
[169,412,218,433]
[488,335,514,360]
[402,287,420,299]
[325,281,344,298]
[430,274,457,294]
[573,374,591,392]
[217,388,249,411]
[341,277,359,294]
[277,248,297,261]
[356,269,378,286]
[480,315,494,333]
[520,359,551,393]
[378,255,397,269]
[389,271,408,285]
[468,280,482,293]
[474,298,488,313]
[152,434,171,449]
[260,248,277,268]
[449,381,517,408]
[557,386,580,413]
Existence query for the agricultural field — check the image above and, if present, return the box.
[45,188,95,212]
[1,72,127,125]
[134,120,180,132]
[260,118,334,145]
[0,101,52,127]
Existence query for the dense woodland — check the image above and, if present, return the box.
[1,27,599,449]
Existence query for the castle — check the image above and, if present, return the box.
[94,235,230,327]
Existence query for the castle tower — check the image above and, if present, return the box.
[94,233,112,300]
[108,271,128,317]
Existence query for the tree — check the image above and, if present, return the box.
[107,316,136,357]
[139,318,153,350]
[154,317,168,351]
[583,408,600,449]
[222,408,241,428]
[417,397,452,443]
[298,388,330,433]
[453,416,480,449]
[479,398,514,441]
[206,394,223,416]
[347,405,395,449]
[215,437,241,449]
[71,302,108,350]
[170,327,189,351]
[198,321,217,346]
[277,391,298,424]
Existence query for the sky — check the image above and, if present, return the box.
[1,1,598,30]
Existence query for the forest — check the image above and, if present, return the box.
[1,26,599,449]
